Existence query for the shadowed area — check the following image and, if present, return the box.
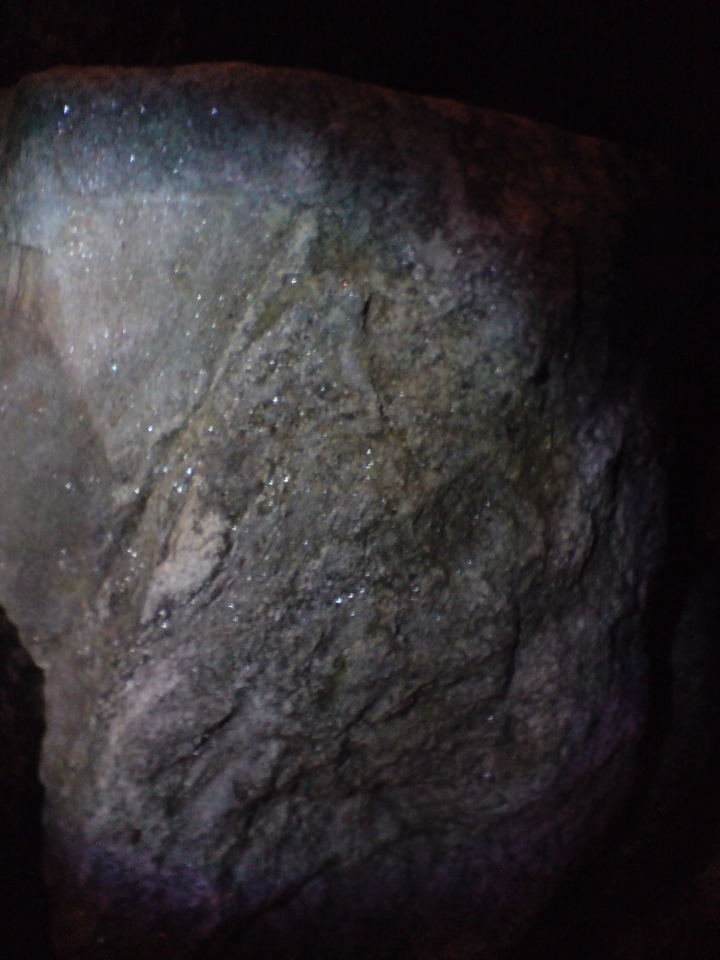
[0,605,53,959]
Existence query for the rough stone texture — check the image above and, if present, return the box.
[0,64,670,958]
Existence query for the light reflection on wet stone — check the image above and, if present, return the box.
[0,63,673,960]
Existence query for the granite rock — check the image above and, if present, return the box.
[0,64,671,958]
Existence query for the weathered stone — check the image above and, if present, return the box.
[0,64,670,958]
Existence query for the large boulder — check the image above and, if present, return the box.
[0,64,671,958]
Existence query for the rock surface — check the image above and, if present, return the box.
[0,64,670,958]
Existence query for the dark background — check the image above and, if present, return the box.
[1,0,718,148]
[1,2,719,957]
[1,0,718,154]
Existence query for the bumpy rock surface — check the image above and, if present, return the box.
[0,65,669,959]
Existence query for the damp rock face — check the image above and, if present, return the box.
[0,65,671,958]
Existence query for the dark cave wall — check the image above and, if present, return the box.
[0,606,52,958]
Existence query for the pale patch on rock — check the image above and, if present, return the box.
[142,483,225,624]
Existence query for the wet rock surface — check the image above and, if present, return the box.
[0,65,672,958]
